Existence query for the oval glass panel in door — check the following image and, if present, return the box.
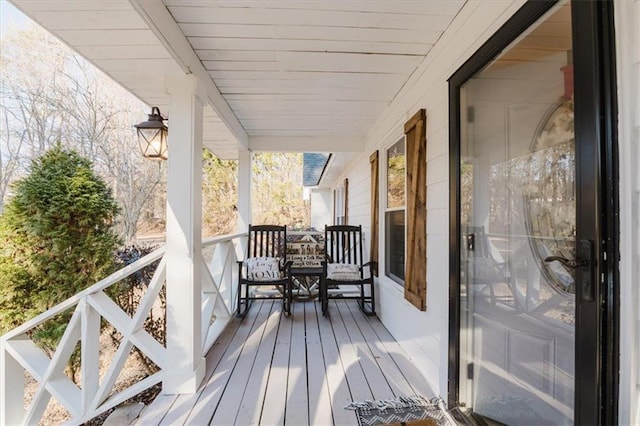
[525,98,576,296]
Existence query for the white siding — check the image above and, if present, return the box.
[324,0,527,398]
[615,1,640,424]
[309,189,332,231]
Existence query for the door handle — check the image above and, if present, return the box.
[544,240,595,301]
[544,256,587,269]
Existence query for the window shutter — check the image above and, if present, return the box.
[370,151,379,276]
[404,109,427,310]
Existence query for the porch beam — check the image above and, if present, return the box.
[164,74,205,394]
[249,136,365,153]
[130,0,249,149]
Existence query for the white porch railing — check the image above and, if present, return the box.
[0,232,246,425]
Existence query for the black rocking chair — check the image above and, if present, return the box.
[237,225,292,318]
[321,225,377,316]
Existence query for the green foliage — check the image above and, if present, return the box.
[202,150,238,235]
[0,146,120,353]
[201,151,309,235]
[252,152,308,228]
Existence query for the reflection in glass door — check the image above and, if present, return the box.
[458,3,575,424]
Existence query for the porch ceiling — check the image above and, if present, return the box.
[10,0,465,162]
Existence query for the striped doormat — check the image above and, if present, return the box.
[345,396,453,426]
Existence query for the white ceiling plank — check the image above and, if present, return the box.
[164,1,465,16]
[168,6,453,31]
[25,10,148,30]
[215,76,402,91]
[54,29,161,46]
[242,120,375,132]
[191,38,431,55]
[201,52,422,74]
[207,70,406,83]
[227,100,388,115]
[248,129,366,137]
[217,85,399,99]
[222,91,395,102]
[197,50,279,62]
[203,61,411,74]
[180,23,443,44]
[76,45,172,60]
[94,58,182,73]
[106,70,165,84]
[17,1,132,12]
[130,0,248,148]
[249,136,366,153]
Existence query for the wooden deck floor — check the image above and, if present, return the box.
[136,299,436,426]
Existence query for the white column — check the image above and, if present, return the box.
[237,150,252,232]
[163,74,205,394]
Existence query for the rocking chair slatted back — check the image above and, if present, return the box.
[325,225,364,269]
[237,224,291,318]
[250,225,286,259]
[322,224,376,316]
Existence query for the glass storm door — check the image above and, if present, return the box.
[457,3,585,424]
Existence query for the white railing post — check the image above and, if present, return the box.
[200,235,241,353]
[1,339,25,425]
[81,298,101,414]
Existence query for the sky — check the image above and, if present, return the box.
[0,1,29,37]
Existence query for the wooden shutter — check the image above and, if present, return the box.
[370,151,379,276]
[404,109,427,310]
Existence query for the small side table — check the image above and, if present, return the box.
[289,267,323,301]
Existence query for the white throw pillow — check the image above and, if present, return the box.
[245,257,281,281]
[326,263,360,281]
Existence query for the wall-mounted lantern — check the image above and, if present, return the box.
[135,106,168,160]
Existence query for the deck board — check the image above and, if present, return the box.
[335,301,395,400]
[185,300,268,424]
[343,301,416,397]
[304,303,335,426]
[315,301,359,426]
[326,300,374,402]
[234,306,282,425]
[209,301,274,424]
[138,299,437,425]
[284,302,310,425]
[360,306,436,398]
[259,301,293,425]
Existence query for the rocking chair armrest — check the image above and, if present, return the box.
[282,260,293,273]
[362,261,378,275]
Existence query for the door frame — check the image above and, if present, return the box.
[447,1,619,424]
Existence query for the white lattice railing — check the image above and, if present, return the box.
[0,232,246,425]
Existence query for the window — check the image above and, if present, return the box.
[333,178,348,225]
[385,138,405,283]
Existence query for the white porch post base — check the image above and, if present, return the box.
[163,357,206,394]
[1,341,25,424]
[163,74,205,395]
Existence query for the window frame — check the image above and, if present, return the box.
[384,137,407,285]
